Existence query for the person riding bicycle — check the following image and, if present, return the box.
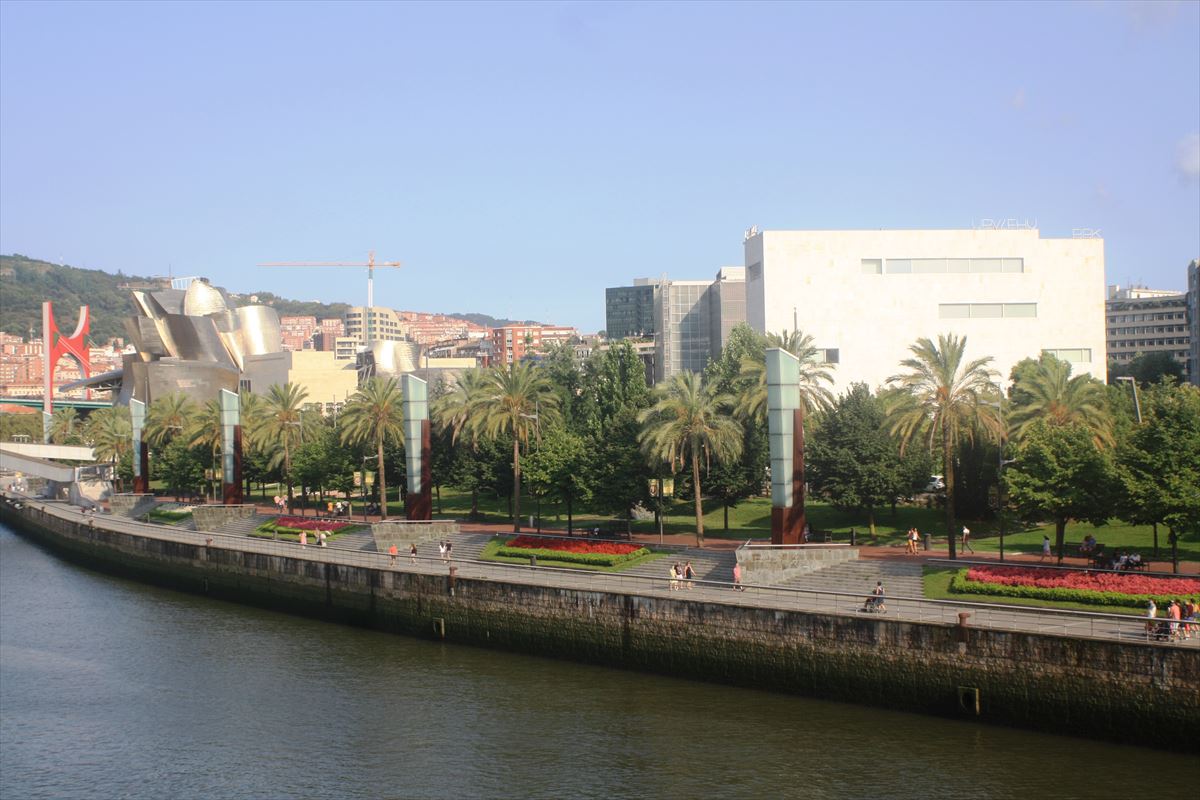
[863,581,886,612]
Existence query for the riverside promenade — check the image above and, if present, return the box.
[8,493,1197,650]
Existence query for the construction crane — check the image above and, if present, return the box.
[259,251,402,344]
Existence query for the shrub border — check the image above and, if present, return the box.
[949,568,1200,609]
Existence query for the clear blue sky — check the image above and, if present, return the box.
[2,0,1198,332]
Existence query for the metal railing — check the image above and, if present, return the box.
[4,491,1196,649]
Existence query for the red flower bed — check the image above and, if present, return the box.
[506,535,642,556]
[965,566,1200,596]
[275,516,349,533]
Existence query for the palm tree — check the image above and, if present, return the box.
[735,329,835,423]
[145,393,197,447]
[1009,354,1113,447]
[432,368,488,518]
[637,371,743,547]
[188,399,224,501]
[85,405,131,491]
[339,376,405,520]
[473,362,560,532]
[48,407,80,444]
[257,383,314,513]
[885,334,1002,559]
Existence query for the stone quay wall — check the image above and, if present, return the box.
[3,500,1196,751]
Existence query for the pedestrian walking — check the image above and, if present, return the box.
[684,560,695,590]
[299,530,308,548]
[1041,535,1051,561]
[410,543,418,565]
[445,541,453,561]
[1145,598,1158,635]
[732,562,744,591]
[961,525,974,554]
[388,544,398,565]
[318,531,327,548]
[439,541,448,563]
[669,563,679,591]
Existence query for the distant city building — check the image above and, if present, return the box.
[396,311,488,345]
[343,306,408,345]
[0,333,126,398]
[279,315,318,351]
[746,228,1106,394]
[605,284,656,340]
[314,318,345,352]
[1188,259,1199,387]
[1106,283,1191,383]
[605,268,747,383]
[488,324,579,366]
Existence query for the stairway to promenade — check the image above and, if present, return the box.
[778,558,925,598]
[619,546,736,584]
[213,513,274,537]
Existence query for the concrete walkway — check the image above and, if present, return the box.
[12,494,1197,650]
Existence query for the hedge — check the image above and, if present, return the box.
[495,544,650,567]
[148,509,192,523]
[949,569,1199,609]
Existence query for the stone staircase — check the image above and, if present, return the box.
[620,546,737,583]
[213,513,274,537]
[778,558,924,599]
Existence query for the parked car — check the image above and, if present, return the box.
[924,475,946,492]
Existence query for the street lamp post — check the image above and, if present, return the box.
[1116,376,1142,424]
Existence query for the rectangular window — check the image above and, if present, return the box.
[861,259,882,274]
[816,348,840,364]
[1043,348,1092,363]
[970,303,1003,318]
[938,302,1038,319]
[882,257,1024,274]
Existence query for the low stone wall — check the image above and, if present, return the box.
[737,544,860,585]
[3,499,1197,751]
[109,493,157,518]
[192,504,258,532]
[371,519,460,551]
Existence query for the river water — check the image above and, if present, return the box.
[1,521,1195,800]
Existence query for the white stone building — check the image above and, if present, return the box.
[744,228,1106,394]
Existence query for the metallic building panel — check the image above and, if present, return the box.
[235,306,283,356]
[183,280,229,317]
[161,315,237,367]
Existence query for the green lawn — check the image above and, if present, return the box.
[477,538,668,573]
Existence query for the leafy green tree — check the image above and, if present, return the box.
[433,368,490,517]
[1005,420,1117,564]
[145,393,197,448]
[1109,351,1185,386]
[704,323,765,395]
[473,363,561,532]
[256,383,317,513]
[637,372,743,546]
[188,399,224,501]
[1117,383,1200,568]
[808,384,909,535]
[578,341,651,435]
[0,412,43,443]
[48,407,81,444]
[155,438,206,500]
[1009,354,1113,447]
[84,405,132,491]
[524,424,591,532]
[588,408,652,527]
[734,329,834,424]
[339,377,405,519]
[885,334,1002,559]
[538,341,585,426]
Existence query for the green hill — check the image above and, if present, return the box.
[0,254,151,344]
[0,254,531,345]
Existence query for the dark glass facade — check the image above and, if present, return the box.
[605,285,656,340]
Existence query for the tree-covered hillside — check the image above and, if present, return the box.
[0,254,538,344]
[0,254,152,344]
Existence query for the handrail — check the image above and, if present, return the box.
[4,492,1195,647]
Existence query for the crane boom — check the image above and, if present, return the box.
[258,251,403,342]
